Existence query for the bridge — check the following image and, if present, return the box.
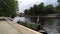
[0,18,42,34]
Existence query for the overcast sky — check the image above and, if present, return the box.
[18,0,58,13]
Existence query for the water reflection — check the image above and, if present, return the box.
[13,16,31,23]
[43,19,60,34]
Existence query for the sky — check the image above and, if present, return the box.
[18,0,58,13]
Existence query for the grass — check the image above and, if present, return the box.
[17,22,40,31]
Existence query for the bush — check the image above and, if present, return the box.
[17,22,40,31]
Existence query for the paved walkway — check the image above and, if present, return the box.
[0,21,21,34]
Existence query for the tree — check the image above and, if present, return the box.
[57,0,60,7]
[55,4,60,13]
[0,0,18,18]
[37,3,45,15]
[24,9,29,15]
[55,0,60,13]
[45,4,55,14]
[58,0,60,3]
[33,4,38,15]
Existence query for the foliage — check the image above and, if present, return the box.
[17,22,40,31]
[58,0,60,3]
[55,4,60,13]
[24,3,56,16]
[0,0,18,18]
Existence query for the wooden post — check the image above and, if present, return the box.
[37,16,40,23]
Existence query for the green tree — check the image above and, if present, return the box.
[55,4,60,13]
[24,9,29,15]
[37,3,45,15]
[56,0,60,13]
[33,4,38,15]
[58,0,60,3]
[45,4,55,14]
[0,0,18,18]
[57,0,60,7]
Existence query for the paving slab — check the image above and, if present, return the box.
[0,21,21,34]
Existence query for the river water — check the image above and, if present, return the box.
[43,19,60,34]
[13,16,31,23]
[13,16,60,34]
